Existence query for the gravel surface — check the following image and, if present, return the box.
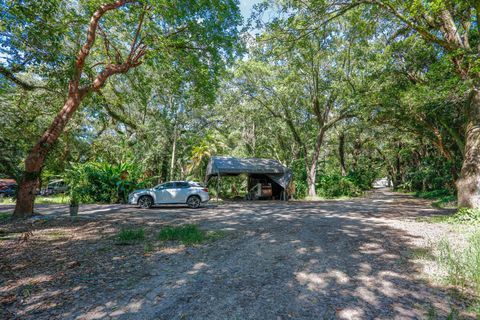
[0,189,475,319]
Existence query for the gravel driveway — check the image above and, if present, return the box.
[0,189,472,319]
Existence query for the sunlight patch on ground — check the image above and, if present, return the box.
[295,272,327,291]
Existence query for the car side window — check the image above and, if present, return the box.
[164,182,175,189]
[176,182,190,189]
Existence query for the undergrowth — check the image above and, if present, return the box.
[437,232,480,303]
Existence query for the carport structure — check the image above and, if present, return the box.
[205,156,293,201]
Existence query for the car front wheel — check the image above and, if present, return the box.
[187,195,201,209]
[138,196,153,209]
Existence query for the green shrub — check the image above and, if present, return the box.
[117,228,145,243]
[437,232,480,298]
[316,174,363,198]
[294,179,308,199]
[65,161,154,204]
[346,168,377,191]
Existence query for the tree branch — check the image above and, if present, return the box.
[74,0,136,82]
[0,65,49,91]
[366,0,456,51]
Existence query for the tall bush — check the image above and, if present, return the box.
[316,174,363,198]
[65,162,152,204]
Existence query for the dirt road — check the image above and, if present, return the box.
[0,189,470,319]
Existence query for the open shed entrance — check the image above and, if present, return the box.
[205,156,293,201]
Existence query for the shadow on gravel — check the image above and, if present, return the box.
[0,190,469,319]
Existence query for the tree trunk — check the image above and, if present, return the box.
[169,125,177,181]
[307,165,317,197]
[14,93,84,218]
[393,144,402,190]
[305,129,325,198]
[339,131,347,176]
[457,88,480,208]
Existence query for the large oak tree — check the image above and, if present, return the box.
[1,0,241,218]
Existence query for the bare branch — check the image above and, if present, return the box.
[128,6,147,61]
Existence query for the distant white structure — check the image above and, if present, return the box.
[373,177,390,188]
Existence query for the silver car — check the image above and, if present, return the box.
[128,181,210,209]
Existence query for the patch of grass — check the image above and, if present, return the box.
[304,195,354,201]
[117,228,145,244]
[0,197,14,205]
[467,304,480,316]
[410,247,433,260]
[21,283,35,298]
[205,230,227,241]
[420,208,480,225]
[97,246,112,253]
[0,194,70,205]
[158,224,225,245]
[416,215,452,224]
[432,195,457,209]
[425,304,461,320]
[416,206,480,225]
[36,194,71,204]
[0,212,11,221]
[414,190,457,209]
[415,189,451,199]
[450,208,480,224]
[45,230,68,240]
[436,232,480,301]
[0,230,18,241]
[143,242,154,254]
[425,304,438,320]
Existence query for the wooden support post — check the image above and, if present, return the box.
[216,174,220,202]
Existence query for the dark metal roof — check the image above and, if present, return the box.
[205,156,292,188]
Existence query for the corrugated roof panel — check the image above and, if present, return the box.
[205,156,292,188]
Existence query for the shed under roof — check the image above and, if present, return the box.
[205,156,292,188]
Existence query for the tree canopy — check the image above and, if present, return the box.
[1,0,480,214]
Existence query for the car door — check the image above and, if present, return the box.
[174,182,191,203]
[154,182,175,204]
